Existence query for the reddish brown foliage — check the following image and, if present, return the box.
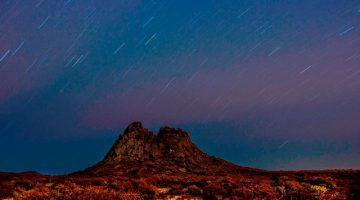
[1,122,359,199]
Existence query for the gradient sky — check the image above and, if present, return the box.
[0,0,359,174]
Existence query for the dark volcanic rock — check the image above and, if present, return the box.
[102,121,157,162]
[89,121,256,176]
[103,122,198,163]
[0,121,359,200]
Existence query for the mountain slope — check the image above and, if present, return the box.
[86,121,261,176]
[0,122,359,199]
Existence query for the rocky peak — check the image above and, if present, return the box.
[98,122,205,167]
[101,122,156,163]
[88,121,252,176]
[122,121,154,139]
[158,126,191,145]
[123,121,143,134]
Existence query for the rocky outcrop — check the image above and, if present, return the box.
[1,122,358,199]
[87,122,260,176]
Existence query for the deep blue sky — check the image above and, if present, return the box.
[0,0,359,174]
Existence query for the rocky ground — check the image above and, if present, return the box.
[1,122,359,199]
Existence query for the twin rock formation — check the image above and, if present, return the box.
[2,122,358,199]
[86,122,258,176]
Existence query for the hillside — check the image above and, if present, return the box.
[0,122,359,199]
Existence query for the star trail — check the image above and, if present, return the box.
[0,0,359,174]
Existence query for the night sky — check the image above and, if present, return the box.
[0,0,359,174]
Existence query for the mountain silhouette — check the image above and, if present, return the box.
[0,122,359,199]
[86,121,260,176]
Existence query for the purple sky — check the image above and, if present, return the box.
[0,0,359,174]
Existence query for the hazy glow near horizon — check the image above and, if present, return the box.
[0,0,359,174]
